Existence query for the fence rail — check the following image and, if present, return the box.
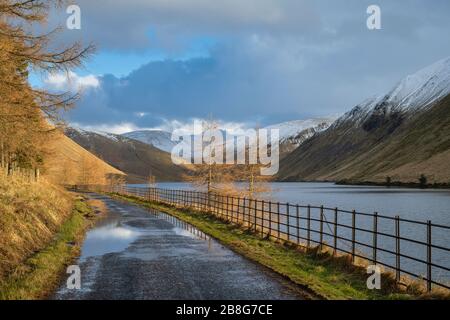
[76,185,450,292]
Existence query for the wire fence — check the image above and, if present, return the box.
[75,184,450,292]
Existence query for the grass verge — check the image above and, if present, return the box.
[110,193,449,300]
[0,196,97,300]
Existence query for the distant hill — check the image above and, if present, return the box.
[66,128,189,183]
[122,130,176,153]
[278,57,450,184]
[265,118,335,159]
[44,132,125,185]
[122,118,335,160]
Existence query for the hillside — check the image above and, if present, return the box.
[122,130,176,153]
[278,57,450,184]
[122,118,335,161]
[66,128,189,183]
[266,118,335,158]
[43,132,125,185]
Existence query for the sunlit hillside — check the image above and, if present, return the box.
[43,132,125,185]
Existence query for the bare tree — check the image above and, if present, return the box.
[0,0,94,177]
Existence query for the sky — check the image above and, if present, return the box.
[34,0,450,134]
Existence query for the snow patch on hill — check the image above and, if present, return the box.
[122,130,176,153]
[266,118,336,147]
[336,56,450,127]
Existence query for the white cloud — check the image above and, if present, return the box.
[44,71,100,91]
[72,122,148,135]
[72,118,252,136]
[151,118,253,135]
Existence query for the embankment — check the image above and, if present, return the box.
[0,176,98,299]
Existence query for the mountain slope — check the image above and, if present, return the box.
[44,132,125,185]
[122,118,335,160]
[266,118,335,158]
[122,130,176,153]
[278,57,450,184]
[66,128,188,182]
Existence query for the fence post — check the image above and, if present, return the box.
[333,208,338,256]
[427,220,432,292]
[236,197,240,223]
[296,204,300,245]
[286,203,290,242]
[307,205,311,248]
[395,215,401,282]
[277,202,281,240]
[254,199,258,232]
[226,195,230,221]
[219,194,223,218]
[319,206,324,251]
[216,194,219,216]
[245,198,249,226]
[268,201,272,238]
[373,212,378,264]
[261,200,265,237]
[351,210,356,262]
[233,197,237,223]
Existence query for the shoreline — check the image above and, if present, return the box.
[136,180,450,190]
[334,180,450,190]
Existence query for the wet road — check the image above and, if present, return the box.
[53,193,308,300]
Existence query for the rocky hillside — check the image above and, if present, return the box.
[266,118,335,158]
[278,57,450,185]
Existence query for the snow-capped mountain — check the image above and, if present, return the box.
[336,56,450,128]
[278,57,450,183]
[266,118,336,148]
[65,127,189,182]
[70,127,122,142]
[122,118,335,157]
[386,56,450,110]
[122,130,176,153]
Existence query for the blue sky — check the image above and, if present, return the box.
[36,0,450,133]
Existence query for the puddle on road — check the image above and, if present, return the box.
[80,211,141,261]
[80,205,215,261]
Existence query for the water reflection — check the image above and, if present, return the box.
[148,209,211,242]
[80,217,140,260]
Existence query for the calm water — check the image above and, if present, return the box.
[134,182,450,224]
[130,182,450,285]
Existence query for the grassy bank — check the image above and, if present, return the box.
[110,193,449,300]
[0,174,101,300]
[0,197,96,300]
[0,177,73,279]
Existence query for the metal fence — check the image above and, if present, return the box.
[79,184,450,291]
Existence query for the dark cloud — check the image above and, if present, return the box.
[52,0,450,130]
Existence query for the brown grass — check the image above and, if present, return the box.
[0,175,72,281]
[43,132,125,185]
